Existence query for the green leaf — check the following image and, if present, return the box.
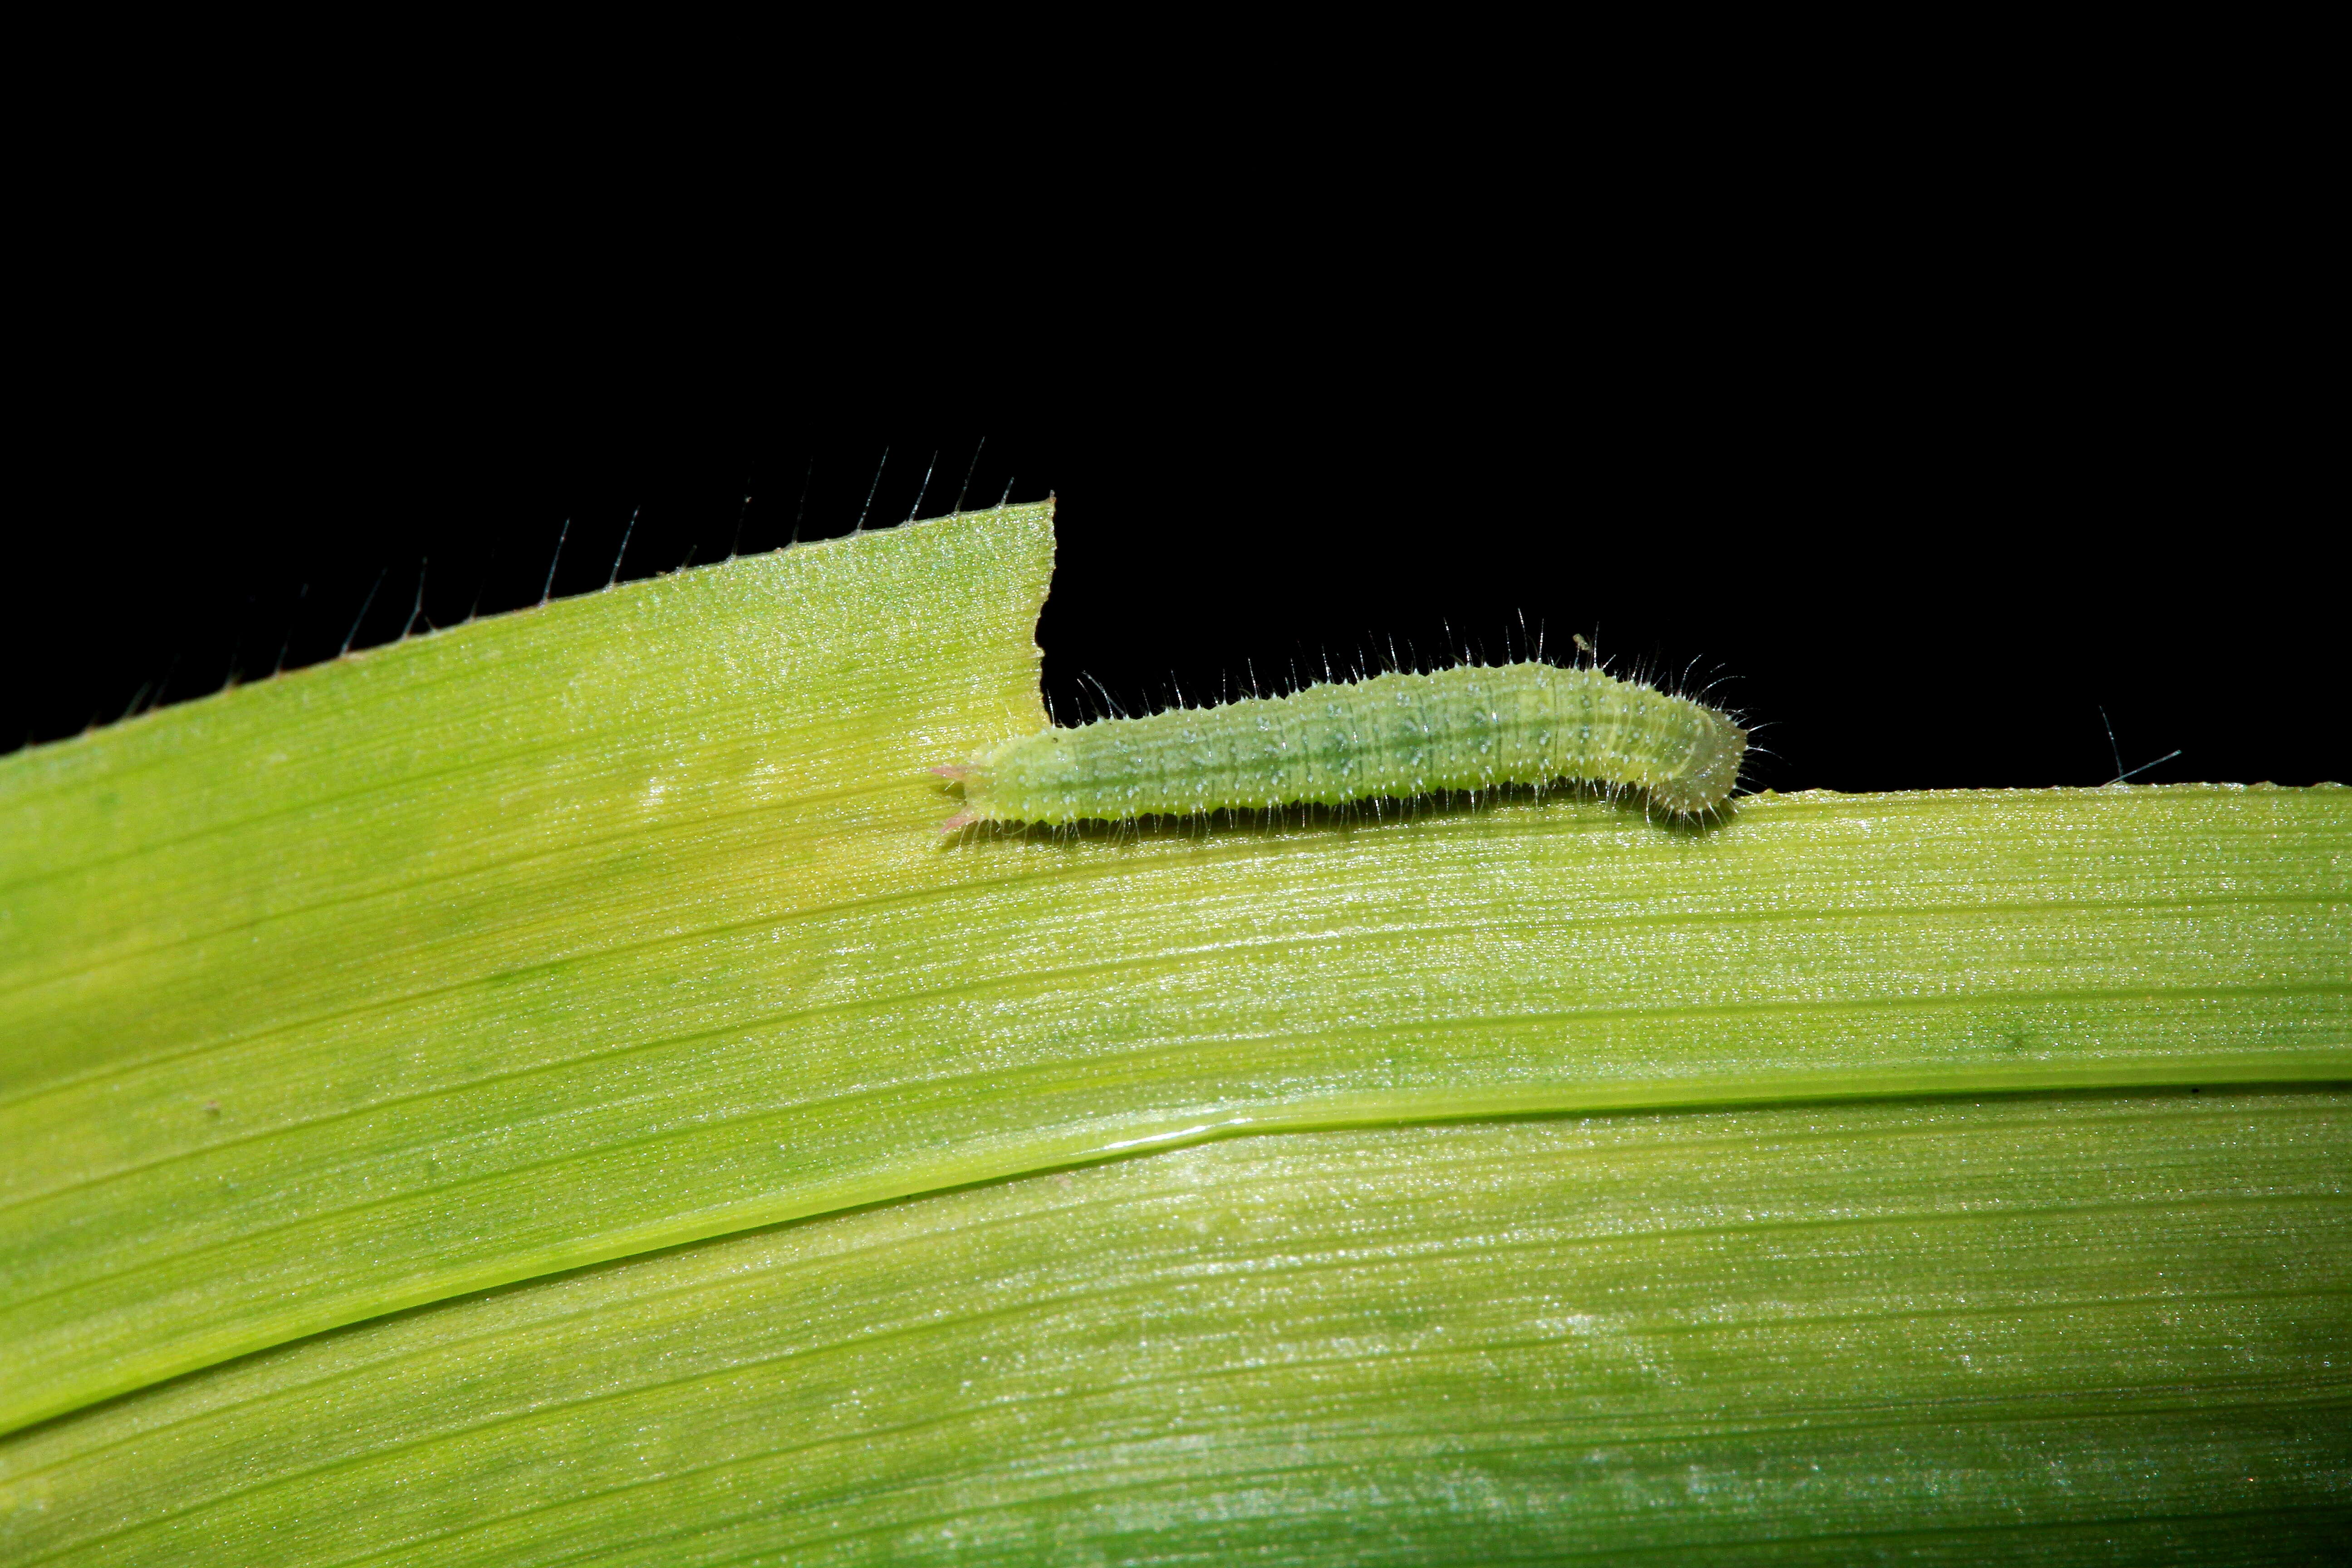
[8,1091,2347,1562]
[4,501,2347,1558]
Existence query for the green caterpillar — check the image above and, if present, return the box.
[940,662,1747,830]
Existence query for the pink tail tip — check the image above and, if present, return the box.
[939,810,979,834]
[930,764,974,781]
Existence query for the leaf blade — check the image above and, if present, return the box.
[2,501,2346,1442]
[7,1089,2346,1563]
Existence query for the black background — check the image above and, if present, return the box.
[5,92,2334,796]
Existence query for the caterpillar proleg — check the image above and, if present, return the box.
[939,662,1747,831]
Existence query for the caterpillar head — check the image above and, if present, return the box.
[1649,712,1749,815]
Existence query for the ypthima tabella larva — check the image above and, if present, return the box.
[938,661,1747,831]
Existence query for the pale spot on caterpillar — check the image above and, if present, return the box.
[938,662,1747,832]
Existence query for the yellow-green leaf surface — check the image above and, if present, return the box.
[3,501,2348,1558]
[6,1091,2347,1563]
